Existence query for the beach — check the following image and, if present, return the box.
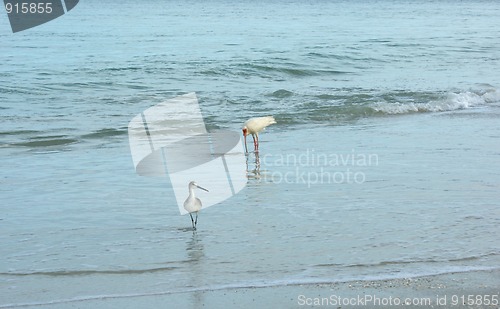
[4,270,497,308]
[144,270,500,309]
[1,0,499,308]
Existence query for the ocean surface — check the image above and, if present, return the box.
[1,0,500,307]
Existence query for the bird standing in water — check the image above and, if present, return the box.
[242,116,276,153]
[183,181,209,231]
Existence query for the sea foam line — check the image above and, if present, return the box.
[1,266,499,308]
[371,89,500,115]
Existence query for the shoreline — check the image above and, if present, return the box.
[5,269,498,308]
[143,269,499,309]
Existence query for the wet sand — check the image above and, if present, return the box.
[23,269,498,309]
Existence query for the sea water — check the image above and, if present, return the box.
[1,0,499,306]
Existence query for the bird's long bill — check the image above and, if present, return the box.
[244,135,248,153]
[196,185,209,192]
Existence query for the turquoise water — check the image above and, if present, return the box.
[1,0,500,307]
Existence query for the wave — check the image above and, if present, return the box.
[81,128,128,139]
[370,90,499,115]
[1,266,498,308]
[2,88,498,149]
[0,130,40,136]
[199,60,351,78]
[244,63,350,77]
[1,128,128,149]
[266,89,294,98]
[0,266,178,277]
[12,136,79,147]
[258,88,500,126]
[5,252,496,279]
[315,251,500,269]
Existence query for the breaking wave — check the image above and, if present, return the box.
[370,89,500,114]
[252,87,500,127]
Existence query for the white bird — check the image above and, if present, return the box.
[242,116,276,153]
[183,181,209,231]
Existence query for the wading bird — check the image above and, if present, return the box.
[183,181,209,231]
[242,116,276,153]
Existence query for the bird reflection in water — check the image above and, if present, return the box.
[246,152,261,180]
[185,232,205,306]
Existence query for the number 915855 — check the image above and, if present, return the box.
[5,2,53,14]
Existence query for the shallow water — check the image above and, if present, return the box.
[1,0,500,306]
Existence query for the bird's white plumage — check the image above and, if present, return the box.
[183,181,208,230]
[183,192,202,213]
[242,116,276,153]
[183,181,206,213]
[242,116,276,135]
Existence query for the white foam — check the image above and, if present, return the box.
[482,88,500,103]
[371,89,499,115]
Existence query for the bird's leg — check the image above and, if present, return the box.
[189,213,196,230]
[252,134,258,152]
[255,134,259,152]
[194,212,198,229]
